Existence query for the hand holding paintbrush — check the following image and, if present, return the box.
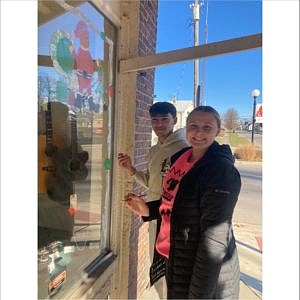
[122,193,149,217]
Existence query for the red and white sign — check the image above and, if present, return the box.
[255,104,263,123]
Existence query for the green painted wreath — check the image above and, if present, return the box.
[50,30,74,77]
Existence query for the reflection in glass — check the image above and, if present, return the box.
[38,2,115,298]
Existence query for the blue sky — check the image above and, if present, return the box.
[154,0,262,117]
[0,2,299,298]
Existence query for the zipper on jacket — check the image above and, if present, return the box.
[182,227,190,244]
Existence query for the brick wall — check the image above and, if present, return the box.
[128,0,158,299]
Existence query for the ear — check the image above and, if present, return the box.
[173,117,177,125]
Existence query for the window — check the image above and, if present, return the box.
[38,1,116,298]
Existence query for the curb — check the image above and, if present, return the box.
[240,279,262,299]
[235,160,262,165]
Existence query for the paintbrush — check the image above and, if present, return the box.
[122,194,146,201]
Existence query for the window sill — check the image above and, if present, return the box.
[64,251,116,299]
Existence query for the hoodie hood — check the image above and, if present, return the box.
[192,141,235,169]
[171,141,235,168]
[207,141,235,163]
[159,128,188,147]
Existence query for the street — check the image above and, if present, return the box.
[233,161,262,298]
[238,131,262,147]
[234,161,262,226]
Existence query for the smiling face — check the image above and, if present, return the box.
[186,111,221,155]
[151,113,177,142]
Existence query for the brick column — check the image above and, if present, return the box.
[128,0,158,299]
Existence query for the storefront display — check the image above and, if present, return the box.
[38,1,116,298]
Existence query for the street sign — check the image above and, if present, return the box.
[255,104,263,123]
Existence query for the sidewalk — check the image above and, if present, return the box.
[142,279,261,300]
[142,223,262,299]
[234,222,262,299]
[239,280,261,299]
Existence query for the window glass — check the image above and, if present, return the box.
[38,1,116,298]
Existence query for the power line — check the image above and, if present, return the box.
[200,0,209,106]
[190,0,201,107]
[171,17,194,102]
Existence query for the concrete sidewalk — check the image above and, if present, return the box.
[142,279,261,300]
[142,222,263,300]
[234,222,262,299]
[141,222,262,298]
[239,280,261,299]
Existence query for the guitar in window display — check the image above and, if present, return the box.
[38,101,75,248]
[47,111,89,206]
[38,100,64,194]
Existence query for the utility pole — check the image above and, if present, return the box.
[190,0,200,107]
[200,0,209,106]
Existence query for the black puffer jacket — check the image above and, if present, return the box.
[143,141,241,299]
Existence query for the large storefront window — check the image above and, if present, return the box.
[38,1,116,298]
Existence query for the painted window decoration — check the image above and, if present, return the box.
[50,21,105,112]
[38,1,116,298]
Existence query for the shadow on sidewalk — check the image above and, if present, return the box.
[236,240,262,254]
[240,272,262,294]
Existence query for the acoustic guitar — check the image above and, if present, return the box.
[69,113,89,179]
[54,112,89,182]
[38,100,64,193]
[46,111,89,206]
